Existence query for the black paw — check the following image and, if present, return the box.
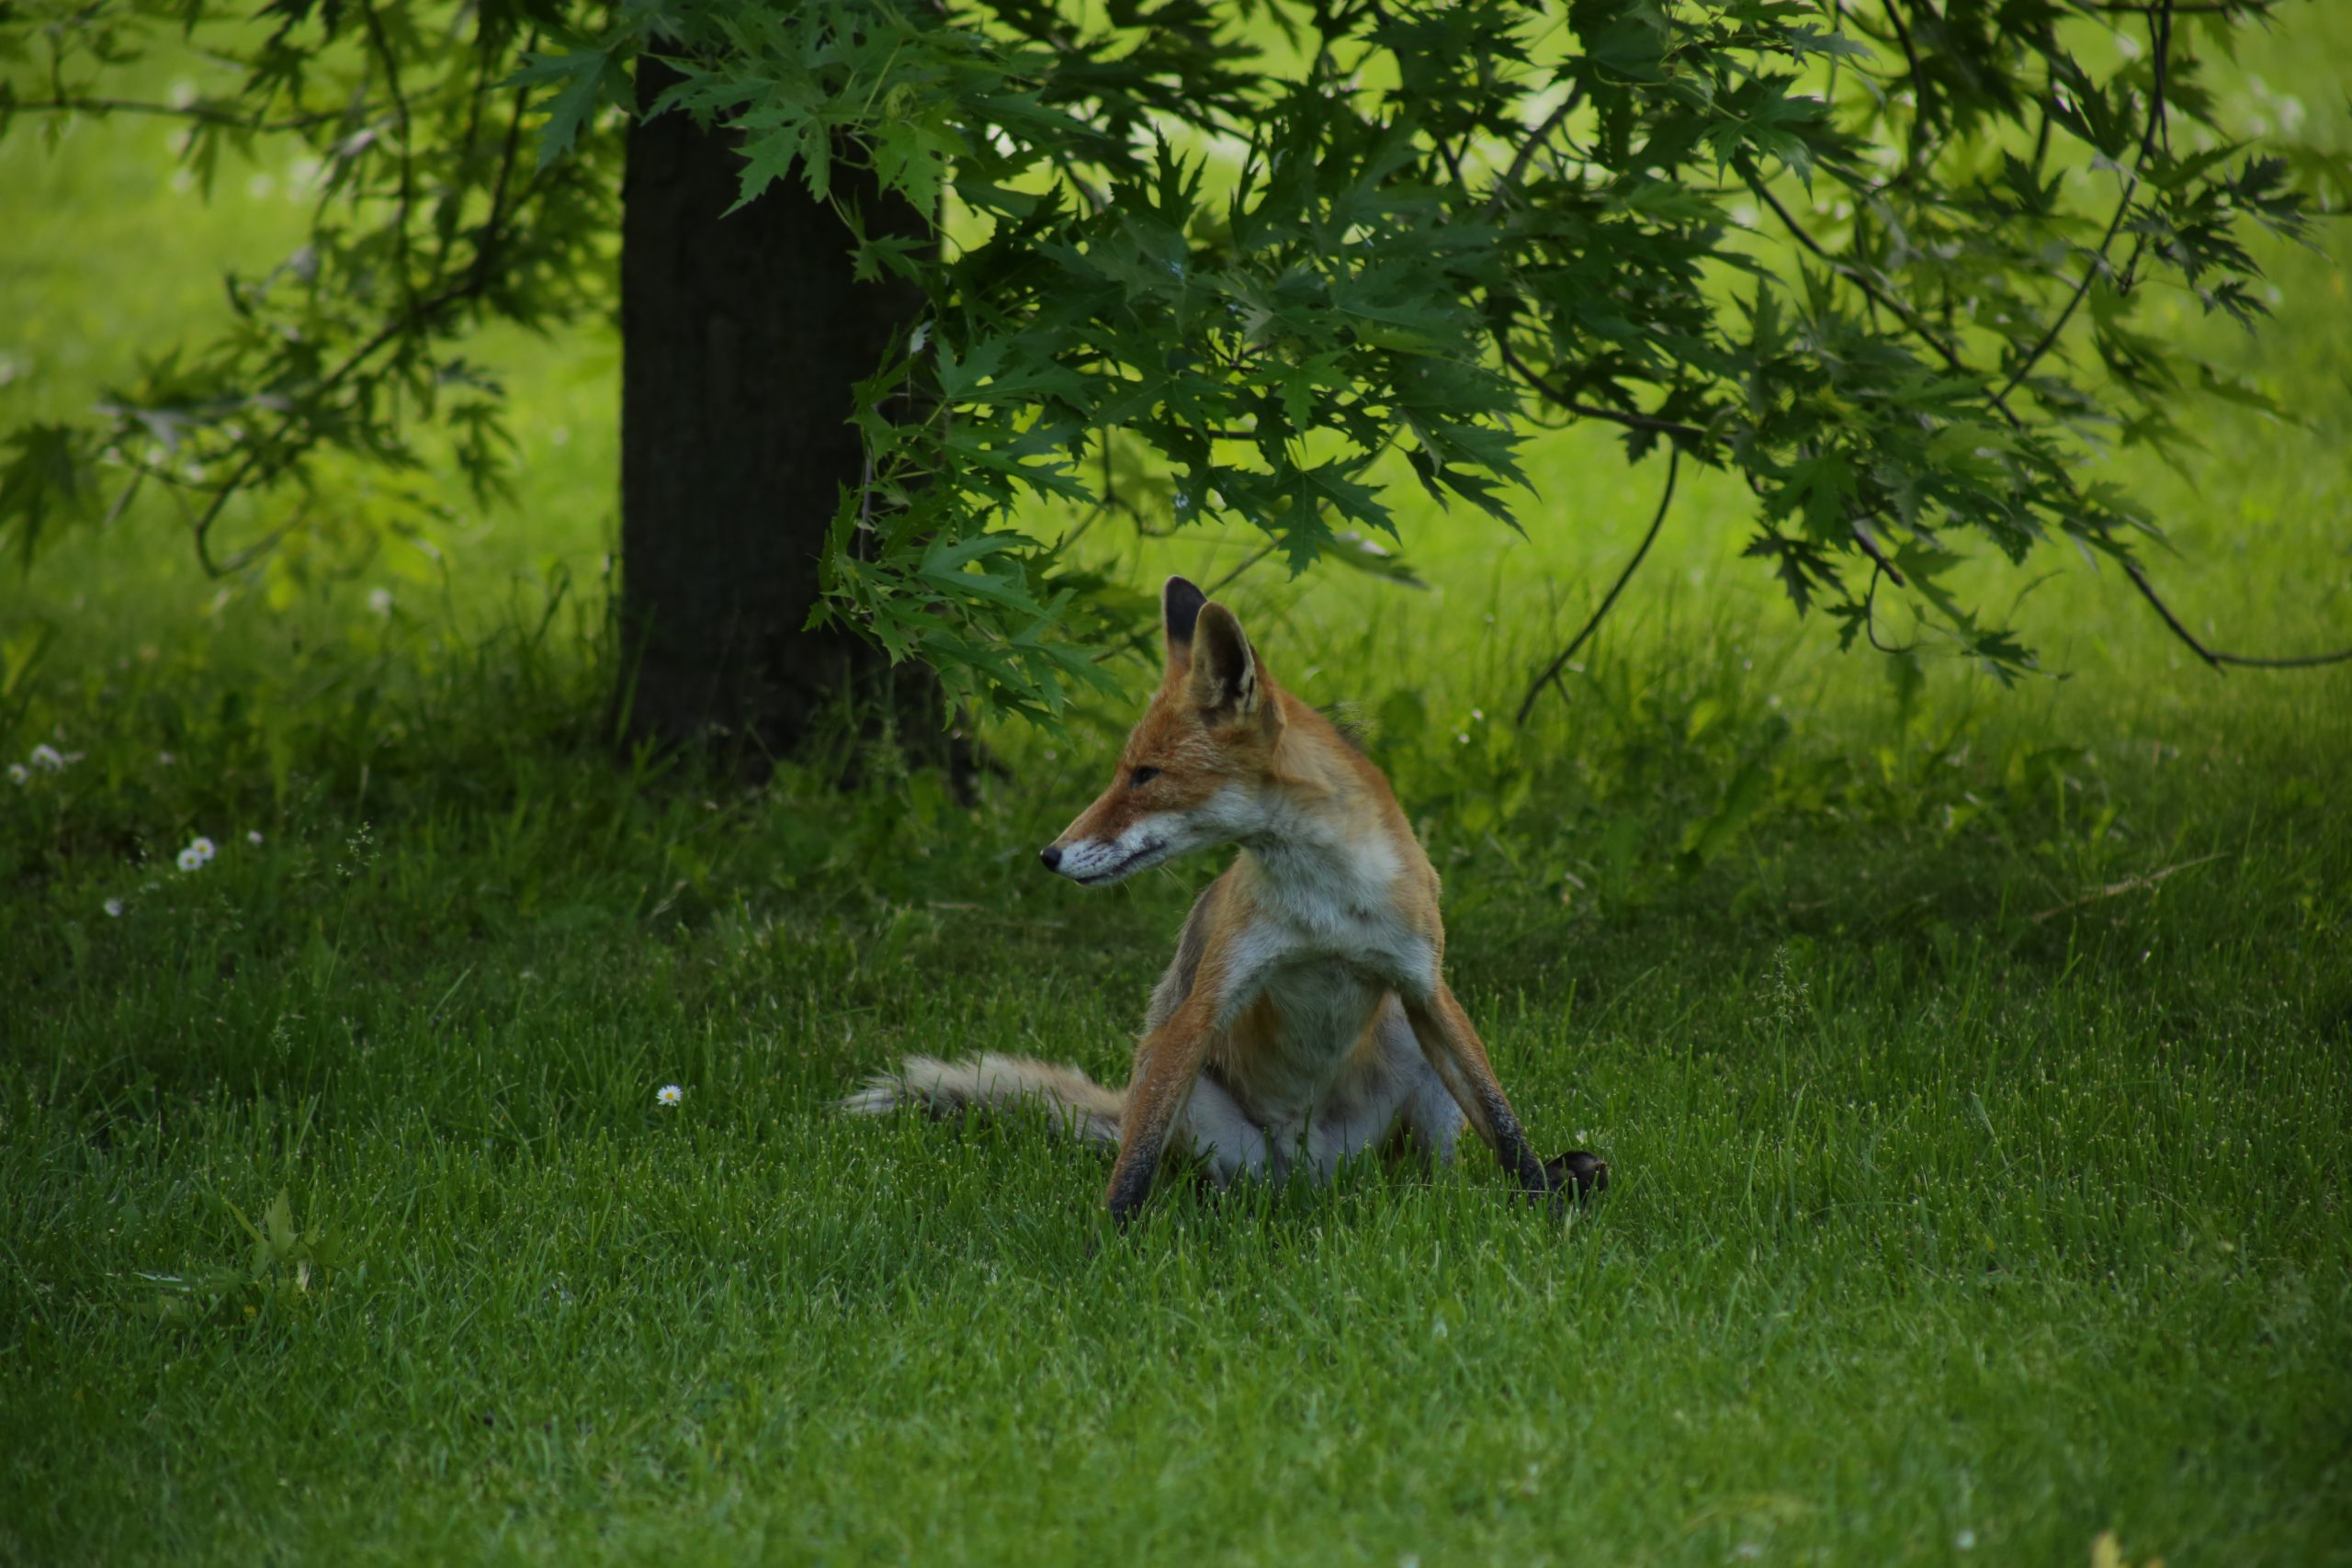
[1104,1177,1153,1230]
[1543,1149,1610,1204]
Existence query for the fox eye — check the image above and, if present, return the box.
[1128,765,1161,788]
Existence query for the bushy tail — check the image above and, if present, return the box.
[841,1054,1125,1148]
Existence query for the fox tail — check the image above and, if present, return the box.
[841,1054,1125,1148]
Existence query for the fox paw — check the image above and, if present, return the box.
[1543,1149,1610,1205]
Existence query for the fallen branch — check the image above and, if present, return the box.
[2029,852,2224,924]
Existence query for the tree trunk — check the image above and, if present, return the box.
[616,58,933,767]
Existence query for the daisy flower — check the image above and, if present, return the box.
[6,764,23,785]
[176,846,206,873]
[104,898,124,918]
[247,830,265,846]
[189,836,216,863]
[28,744,65,772]
[656,1084,684,1108]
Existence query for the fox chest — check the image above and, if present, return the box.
[1212,956,1390,1115]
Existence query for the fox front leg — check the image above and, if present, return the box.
[1103,994,1217,1224]
[1403,983,1603,1212]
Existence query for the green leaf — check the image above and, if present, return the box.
[0,424,92,568]
[507,43,632,169]
[265,1190,298,1254]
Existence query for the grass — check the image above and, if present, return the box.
[6,13,2352,1568]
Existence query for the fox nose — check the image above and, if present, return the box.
[1039,844,1063,872]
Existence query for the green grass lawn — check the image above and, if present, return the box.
[6,12,2352,1568]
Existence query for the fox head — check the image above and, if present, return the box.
[1040,576,1286,886]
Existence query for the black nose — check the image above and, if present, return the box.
[1039,844,1062,871]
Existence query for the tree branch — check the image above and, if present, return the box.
[2078,2,2259,13]
[1744,170,2023,429]
[1994,1,2172,406]
[2028,852,2225,924]
[1092,540,1278,664]
[1362,6,1705,446]
[184,38,547,576]
[1859,563,1919,654]
[1,96,343,133]
[358,0,423,323]
[1516,446,1680,725]
[1481,85,1584,220]
[1495,337,1710,440]
[187,281,473,573]
[2120,559,2352,670]
[1849,519,1906,587]
[1878,0,1932,183]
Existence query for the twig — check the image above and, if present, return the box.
[1364,4,1707,446]
[3,96,343,132]
[2120,559,2352,670]
[1515,446,1680,724]
[1745,173,2020,428]
[1994,1,2172,406]
[188,268,502,570]
[1879,0,1932,183]
[358,0,422,323]
[1482,85,1584,220]
[188,48,540,575]
[1849,519,1907,587]
[2080,2,2259,13]
[473,35,536,292]
[2029,852,2223,923]
[1495,338,1710,439]
[1204,542,1276,598]
[1859,562,1918,654]
[1091,541,1278,664]
[431,44,498,279]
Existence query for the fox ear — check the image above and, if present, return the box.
[1162,576,1207,671]
[1185,603,1262,720]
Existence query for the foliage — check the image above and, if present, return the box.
[0,0,616,573]
[1,0,2345,718]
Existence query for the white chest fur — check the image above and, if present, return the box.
[1204,803,1438,1116]
[1218,807,1434,1000]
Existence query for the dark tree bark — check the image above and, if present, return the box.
[616,59,933,766]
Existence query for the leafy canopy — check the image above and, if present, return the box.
[2,0,2341,718]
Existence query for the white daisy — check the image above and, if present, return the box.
[6,764,23,785]
[368,587,394,615]
[28,744,64,772]
[188,836,216,863]
[247,830,265,845]
[104,898,124,918]
[176,847,205,873]
[656,1084,684,1108]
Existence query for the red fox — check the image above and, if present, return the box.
[845,576,1606,1221]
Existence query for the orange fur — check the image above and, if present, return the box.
[849,576,1605,1221]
